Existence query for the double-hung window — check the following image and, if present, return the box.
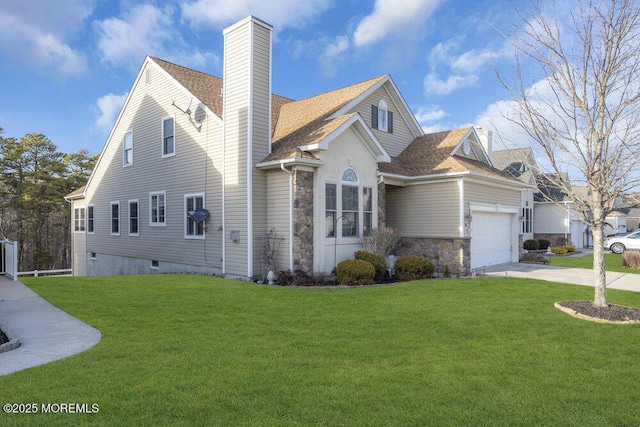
[522,206,533,234]
[110,202,120,235]
[325,184,337,238]
[185,194,205,239]
[129,199,139,236]
[87,204,95,233]
[123,130,133,166]
[371,100,393,133]
[74,207,85,232]
[325,168,373,239]
[162,117,175,157]
[150,191,166,226]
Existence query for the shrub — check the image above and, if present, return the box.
[563,245,576,253]
[276,270,321,286]
[354,251,386,281]
[523,239,540,250]
[551,247,568,254]
[443,265,452,278]
[622,250,640,269]
[359,226,399,258]
[336,259,375,286]
[538,239,551,251]
[395,255,434,281]
[520,253,547,264]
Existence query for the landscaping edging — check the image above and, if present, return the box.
[0,328,20,353]
[554,302,640,325]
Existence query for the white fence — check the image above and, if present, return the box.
[1,240,18,281]
[17,269,72,278]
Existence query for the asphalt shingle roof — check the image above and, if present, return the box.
[378,127,517,180]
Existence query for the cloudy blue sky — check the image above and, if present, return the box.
[0,0,531,156]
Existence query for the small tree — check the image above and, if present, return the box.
[500,0,640,307]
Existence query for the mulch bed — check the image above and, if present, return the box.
[556,301,640,324]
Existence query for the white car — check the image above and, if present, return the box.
[604,230,640,254]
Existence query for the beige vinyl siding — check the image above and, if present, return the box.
[222,18,272,277]
[349,86,416,157]
[223,21,251,276]
[464,181,521,213]
[534,203,569,233]
[71,199,87,276]
[250,23,271,276]
[85,60,223,270]
[385,181,460,237]
[266,170,291,272]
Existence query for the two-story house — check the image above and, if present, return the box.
[66,16,528,279]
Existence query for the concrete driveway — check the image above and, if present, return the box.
[483,262,640,293]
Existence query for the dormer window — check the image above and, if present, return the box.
[371,100,393,133]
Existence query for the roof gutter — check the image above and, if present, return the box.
[255,157,323,170]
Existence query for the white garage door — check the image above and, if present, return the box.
[470,211,513,269]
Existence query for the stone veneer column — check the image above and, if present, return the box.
[377,181,386,227]
[292,167,314,272]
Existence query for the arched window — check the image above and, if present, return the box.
[325,168,373,238]
[377,100,388,132]
[342,168,358,182]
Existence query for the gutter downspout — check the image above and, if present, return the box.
[281,163,294,271]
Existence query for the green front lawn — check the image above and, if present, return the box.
[3,275,640,426]
[549,252,640,273]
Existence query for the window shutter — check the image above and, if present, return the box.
[371,105,378,129]
[388,111,393,133]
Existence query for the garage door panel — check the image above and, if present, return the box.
[470,212,513,269]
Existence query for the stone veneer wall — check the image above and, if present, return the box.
[533,233,570,247]
[395,237,471,277]
[378,181,386,227]
[292,168,314,272]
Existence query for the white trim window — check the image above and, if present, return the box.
[325,168,373,239]
[87,204,95,234]
[123,130,133,166]
[74,207,85,232]
[150,191,166,226]
[522,206,533,234]
[377,100,388,132]
[325,183,337,238]
[371,100,393,133]
[162,116,175,157]
[184,193,205,239]
[110,202,120,236]
[129,199,139,236]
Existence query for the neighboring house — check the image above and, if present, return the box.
[65,16,527,279]
[532,174,588,248]
[491,148,536,242]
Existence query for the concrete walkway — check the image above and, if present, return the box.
[0,276,101,377]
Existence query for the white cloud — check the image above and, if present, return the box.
[353,0,442,47]
[181,0,332,30]
[451,44,512,74]
[0,0,92,78]
[424,73,478,96]
[415,106,447,123]
[96,93,128,129]
[318,36,350,77]
[95,4,218,72]
[424,37,512,96]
